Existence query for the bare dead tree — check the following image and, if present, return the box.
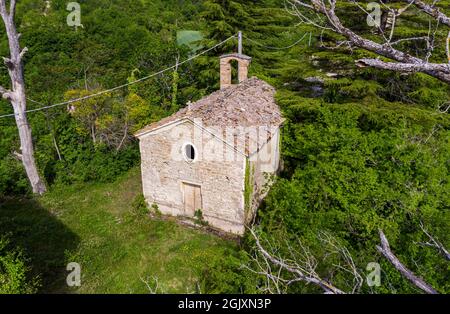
[248,227,448,294]
[286,0,450,84]
[376,230,438,294]
[416,222,450,261]
[0,0,46,194]
[246,228,364,294]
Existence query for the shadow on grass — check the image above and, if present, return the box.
[0,196,80,293]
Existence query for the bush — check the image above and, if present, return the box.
[0,157,30,197]
[198,249,259,294]
[53,144,140,185]
[132,194,149,216]
[0,236,39,294]
[194,209,208,226]
[257,93,450,293]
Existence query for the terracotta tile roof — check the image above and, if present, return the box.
[135,77,283,137]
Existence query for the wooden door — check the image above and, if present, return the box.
[183,183,202,217]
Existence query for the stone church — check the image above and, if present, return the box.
[135,53,284,235]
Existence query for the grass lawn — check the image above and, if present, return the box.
[0,167,239,293]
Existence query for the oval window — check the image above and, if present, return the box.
[183,143,196,162]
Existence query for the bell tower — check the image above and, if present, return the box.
[219,32,252,89]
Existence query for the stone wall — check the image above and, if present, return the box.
[246,129,281,224]
[139,120,246,234]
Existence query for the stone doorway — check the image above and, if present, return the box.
[183,182,202,217]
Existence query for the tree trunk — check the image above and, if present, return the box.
[13,103,47,195]
[0,0,47,195]
[377,230,438,294]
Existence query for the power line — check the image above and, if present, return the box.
[27,98,47,107]
[0,35,236,119]
[243,33,311,50]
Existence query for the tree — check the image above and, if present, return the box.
[248,227,449,294]
[376,230,439,294]
[64,89,112,146]
[247,228,352,294]
[257,95,450,293]
[286,0,450,84]
[0,0,46,195]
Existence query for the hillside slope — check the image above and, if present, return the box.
[0,167,238,293]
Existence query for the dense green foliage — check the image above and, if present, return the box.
[257,92,450,293]
[0,236,37,293]
[0,0,448,294]
[0,169,240,293]
[0,0,206,195]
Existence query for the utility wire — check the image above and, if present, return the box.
[27,98,47,107]
[243,33,311,50]
[0,35,236,119]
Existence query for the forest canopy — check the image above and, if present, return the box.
[0,0,448,294]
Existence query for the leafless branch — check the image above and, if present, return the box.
[248,228,348,294]
[19,47,28,60]
[0,0,8,20]
[407,0,450,27]
[417,222,450,261]
[438,101,450,113]
[12,150,22,161]
[139,275,164,294]
[377,230,438,294]
[288,0,450,83]
[0,85,13,101]
[389,36,430,47]
[356,58,450,79]
[446,31,450,63]
[317,231,363,293]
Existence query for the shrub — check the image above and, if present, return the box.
[132,194,149,216]
[257,93,450,293]
[198,249,259,294]
[53,144,140,185]
[151,203,162,217]
[0,157,30,197]
[194,209,208,226]
[0,237,39,294]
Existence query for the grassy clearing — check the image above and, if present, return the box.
[0,167,238,293]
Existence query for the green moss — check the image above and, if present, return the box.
[244,159,254,218]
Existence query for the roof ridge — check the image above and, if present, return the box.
[135,77,282,137]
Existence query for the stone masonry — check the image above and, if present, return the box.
[135,53,283,235]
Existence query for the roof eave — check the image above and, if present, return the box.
[134,117,190,138]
